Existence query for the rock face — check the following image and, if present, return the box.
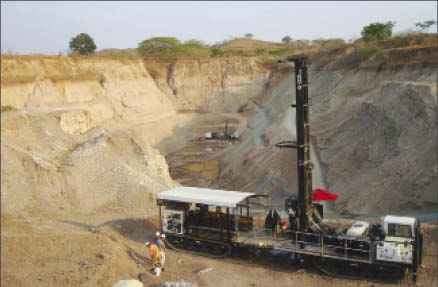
[1,55,271,216]
[310,67,437,215]
[210,71,327,206]
[211,59,437,216]
[1,53,436,217]
[146,57,270,112]
[1,110,176,215]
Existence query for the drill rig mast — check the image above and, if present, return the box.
[276,56,325,233]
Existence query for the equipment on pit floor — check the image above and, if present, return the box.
[155,56,423,283]
[204,121,240,141]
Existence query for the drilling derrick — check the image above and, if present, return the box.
[276,56,317,232]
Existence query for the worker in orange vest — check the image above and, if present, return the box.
[145,241,161,271]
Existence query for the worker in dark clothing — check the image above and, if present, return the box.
[370,223,385,241]
[264,209,281,232]
[197,204,208,225]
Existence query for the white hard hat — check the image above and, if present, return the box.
[160,234,166,239]
[145,241,150,246]
[155,232,160,237]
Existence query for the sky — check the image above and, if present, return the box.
[1,1,437,55]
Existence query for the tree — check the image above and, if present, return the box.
[282,35,292,43]
[415,20,437,30]
[69,33,96,55]
[181,39,208,49]
[177,39,211,57]
[361,21,396,41]
[137,37,181,58]
[244,33,253,38]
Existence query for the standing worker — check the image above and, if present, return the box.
[145,241,161,276]
[156,234,167,271]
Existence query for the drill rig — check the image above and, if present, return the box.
[275,56,423,282]
[156,56,424,283]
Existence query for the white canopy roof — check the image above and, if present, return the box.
[157,186,254,208]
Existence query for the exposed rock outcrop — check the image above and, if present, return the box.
[310,67,437,215]
[1,52,436,217]
[1,55,271,216]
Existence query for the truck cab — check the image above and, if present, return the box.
[376,215,422,265]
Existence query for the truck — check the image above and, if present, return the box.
[376,215,423,266]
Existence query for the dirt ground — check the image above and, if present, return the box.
[2,210,437,287]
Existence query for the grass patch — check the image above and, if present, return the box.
[211,47,225,56]
[225,49,249,56]
[312,38,346,50]
[268,47,295,56]
[255,48,267,55]
[332,45,383,70]
[138,38,212,59]
[94,48,141,58]
[311,33,437,71]
[359,45,383,58]
[1,55,112,85]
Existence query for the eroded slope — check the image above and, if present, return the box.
[1,55,271,217]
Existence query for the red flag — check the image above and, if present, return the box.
[313,188,339,201]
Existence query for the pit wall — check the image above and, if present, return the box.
[1,55,272,216]
[144,57,271,113]
[213,60,437,216]
[2,54,435,217]
[308,65,437,215]
[2,56,270,143]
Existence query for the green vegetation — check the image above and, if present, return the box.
[255,48,267,55]
[268,47,294,56]
[415,20,437,30]
[358,45,383,58]
[69,33,97,55]
[138,37,211,59]
[312,38,346,49]
[282,35,292,43]
[227,49,247,56]
[361,21,396,41]
[211,47,225,56]
[138,37,181,59]
[175,39,211,58]
[57,26,435,69]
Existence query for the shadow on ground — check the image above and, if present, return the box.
[60,217,159,244]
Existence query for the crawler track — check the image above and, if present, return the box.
[312,257,406,283]
[165,234,232,258]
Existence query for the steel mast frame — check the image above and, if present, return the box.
[276,56,313,232]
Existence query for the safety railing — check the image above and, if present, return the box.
[238,228,377,261]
